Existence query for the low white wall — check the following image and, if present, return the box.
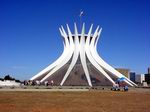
[0,80,21,87]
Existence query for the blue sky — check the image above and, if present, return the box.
[0,0,150,80]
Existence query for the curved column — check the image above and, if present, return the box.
[90,29,137,86]
[40,25,75,83]
[79,23,92,87]
[85,25,115,85]
[60,23,80,86]
[30,26,69,80]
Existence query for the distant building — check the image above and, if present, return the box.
[115,68,130,78]
[135,74,145,84]
[148,67,150,74]
[145,74,150,84]
[129,72,136,82]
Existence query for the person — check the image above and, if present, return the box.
[44,81,48,86]
[124,85,128,91]
[111,83,120,91]
[50,80,54,86]
[36,80,40,86]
